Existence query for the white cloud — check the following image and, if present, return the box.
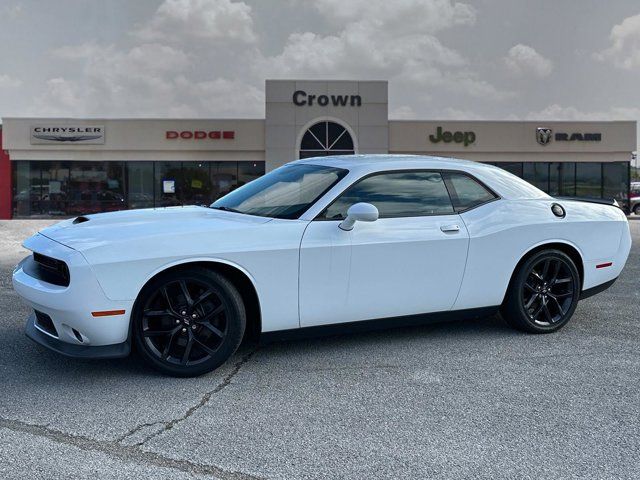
[3,4,22,20]
[438,107,485,120]
[36,39,262,117]
[309,0,476,33]
[525,103,640,121]
[596,13,640,69]
[29,78,85,115]
[175,76,264,117]
[504,44,553,77]
[259,0,509,101]
[26,0,509,117]
[390,105,417,119]
[0,74,22,88]
[135,0,256,44]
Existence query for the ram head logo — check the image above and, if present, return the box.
[536,128,553,146]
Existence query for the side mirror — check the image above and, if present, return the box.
[339,202,379,231]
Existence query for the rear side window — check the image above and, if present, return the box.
[321,171,455,219]
[444,172,497,211]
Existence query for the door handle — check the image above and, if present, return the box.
[440,224,460,233]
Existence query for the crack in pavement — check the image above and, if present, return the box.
[119,348,259,447]
[0,418,263,480]
[1,348,263,480]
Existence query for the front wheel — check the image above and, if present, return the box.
[633,204,640,216]
[133,268,246,377]
[502,250,580,333]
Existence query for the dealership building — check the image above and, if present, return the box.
[0,79,636,218]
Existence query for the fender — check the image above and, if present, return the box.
[134,256,261,306]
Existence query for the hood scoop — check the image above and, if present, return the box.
[72,216,90,224]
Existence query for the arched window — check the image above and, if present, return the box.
[299,121,355,159]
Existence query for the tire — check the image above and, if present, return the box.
[133,267,246,377]
[502,250,580,334]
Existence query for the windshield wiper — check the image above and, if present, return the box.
[210,206,243,214]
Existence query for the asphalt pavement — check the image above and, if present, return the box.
[1,219,639,479]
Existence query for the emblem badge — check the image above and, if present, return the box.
[536,127,553,146]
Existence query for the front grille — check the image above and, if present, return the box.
[34,310,58,337]
[24,253,70,287]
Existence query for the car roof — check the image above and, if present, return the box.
[290,154,550,201]
[292,154,482,171]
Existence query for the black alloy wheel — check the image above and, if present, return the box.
[502,250,580,333]
[133,268,245,377]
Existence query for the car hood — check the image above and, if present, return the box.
[38,206,273,252]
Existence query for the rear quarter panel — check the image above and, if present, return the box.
[454,198,630,310]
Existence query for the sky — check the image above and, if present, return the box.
[1,0,640,146]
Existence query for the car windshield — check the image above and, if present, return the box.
[210,163,348,219]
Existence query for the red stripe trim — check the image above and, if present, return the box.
[596,262,613,269]
[91,309,126,317]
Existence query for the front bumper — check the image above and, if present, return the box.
[25,313,130,359]
[13,233,134,351]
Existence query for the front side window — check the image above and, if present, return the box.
[211,163,347,219]
[444,172,497,211]
[321,171,454,220]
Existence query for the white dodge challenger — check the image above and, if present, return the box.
[13,156,631,376]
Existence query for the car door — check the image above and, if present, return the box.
[299,170,470,327]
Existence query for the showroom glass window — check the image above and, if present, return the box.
[127,162,154,209]
[523,162,550,192]
[575,162,602,198]
[13,160,266,217]
[602,162,629,205]
[322,171,454,220]
[549,162,576,196]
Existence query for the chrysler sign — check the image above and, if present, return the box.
[30,125,105,145]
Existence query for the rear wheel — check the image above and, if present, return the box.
[502,250,580,333]
[133,268,245,377]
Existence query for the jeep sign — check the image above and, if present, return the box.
[429,126,476,147]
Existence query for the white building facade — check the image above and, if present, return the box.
[1,79,635,218]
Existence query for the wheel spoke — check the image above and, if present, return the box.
[200,321,224,338]
[531,270,543,281]
[549,260,561,284]
[161,287,178,315]
[161,327,181,359]
[144,327,178,337]
[551,290,573,298]
[531,303,544,320]
[542,300,553,323]
[181,333,194,365]
[202,304,225,322]
[193,289,213,307]
[192,336,217,356]
[144,309,173,318]
[548,295,565,316]
[541,259,550,279]
[524,293,539,309]
[554,277,571,284]
[524,282,537,292]
[179,280,193,306]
